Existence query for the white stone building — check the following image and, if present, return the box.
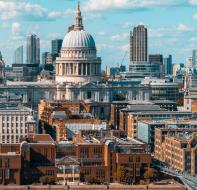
[0,51,5,85]
[0,3,180,107]
[56,3,101,84]
[55,3,150,102]
[0,104,36,143]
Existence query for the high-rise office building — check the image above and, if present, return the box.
[42,52,49,65]
[0,51,5,84]
[186,57,193,68]
[163,55,172,75]
[149,54,163,64]
[42,52,53,65]
[52,39,63,55]
[130,25,148,64]
[26,34,40,64]
[14,46,23,64]
[192,50,197,68]
[120,65,126,72]
[149,54,164,77]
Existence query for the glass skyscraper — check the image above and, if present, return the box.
[26,34,40,64]
[14,46,23,64]
[52,39,63,55]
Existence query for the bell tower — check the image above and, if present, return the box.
[26,114,37,139]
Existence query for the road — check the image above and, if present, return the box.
[154,164,197,190]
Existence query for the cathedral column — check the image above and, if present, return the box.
[83,63,86,75]
[65,63,68,75]
[90,64,92,76]
[63,64,65,75]
[94,64,97,75]
[80,63,83,75]
[69,63,71,75]
[56,64,59,75]
[86,63,88,75]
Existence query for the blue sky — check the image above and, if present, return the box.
[0,0,197,68]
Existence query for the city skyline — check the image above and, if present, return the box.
[0,0,197,67]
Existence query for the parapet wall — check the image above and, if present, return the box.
[0,184,186,190]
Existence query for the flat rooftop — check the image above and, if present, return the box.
[139,119,197,125]
[122,105,166,112]
[0,104,32,111]
[169,130,197,142]
[112,100,153,105]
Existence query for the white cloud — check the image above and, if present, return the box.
[0,0,60,21]
[64,8,75,16]
[48,11,62,19]
[189,37,197,42]
[119,44,129,52]
[189,0,197,5]
[98,31,106,36]
[149,28,168,38]
[176,23,193,32]
[83,0,189,12]
[149,23,193,39]
[83,13,102,21]
[47,32,62,39]
[193,13,197,20]
[12,22,21,34]
[97,44,114,51]
[1,22,9,29]
[122,22,133,29]
[111,33,129,41]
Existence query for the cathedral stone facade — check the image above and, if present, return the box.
[56,3,101,84]
[55,3,150,102]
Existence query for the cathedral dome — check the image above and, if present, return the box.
[56,2,101,85]
[62,30,96,49]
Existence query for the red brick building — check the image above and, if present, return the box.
[0,134,56,185]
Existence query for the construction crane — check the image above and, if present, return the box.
[120,51,128,66]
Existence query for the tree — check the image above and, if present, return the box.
[40,176,56,185]
[117,166,127,183]
[113,93,126,101]
[144,167,156,180]
[176,98,184,106]
[85,176,100,184]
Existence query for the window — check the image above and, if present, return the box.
[87,91,91,99]
[136,156,140,162]
[129,156,133,162]
[84,169,91,175]
[44,148,48,157]
[5,169,10,179]
[94,147,102,154]
[96,169,105,178]
[0,169,2,179]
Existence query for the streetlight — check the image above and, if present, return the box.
[59,164,67,186]
[70,165,78,184]
[63,165,66,186]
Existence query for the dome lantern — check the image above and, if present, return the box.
[74,1,84,31]
[56,2,101,84]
